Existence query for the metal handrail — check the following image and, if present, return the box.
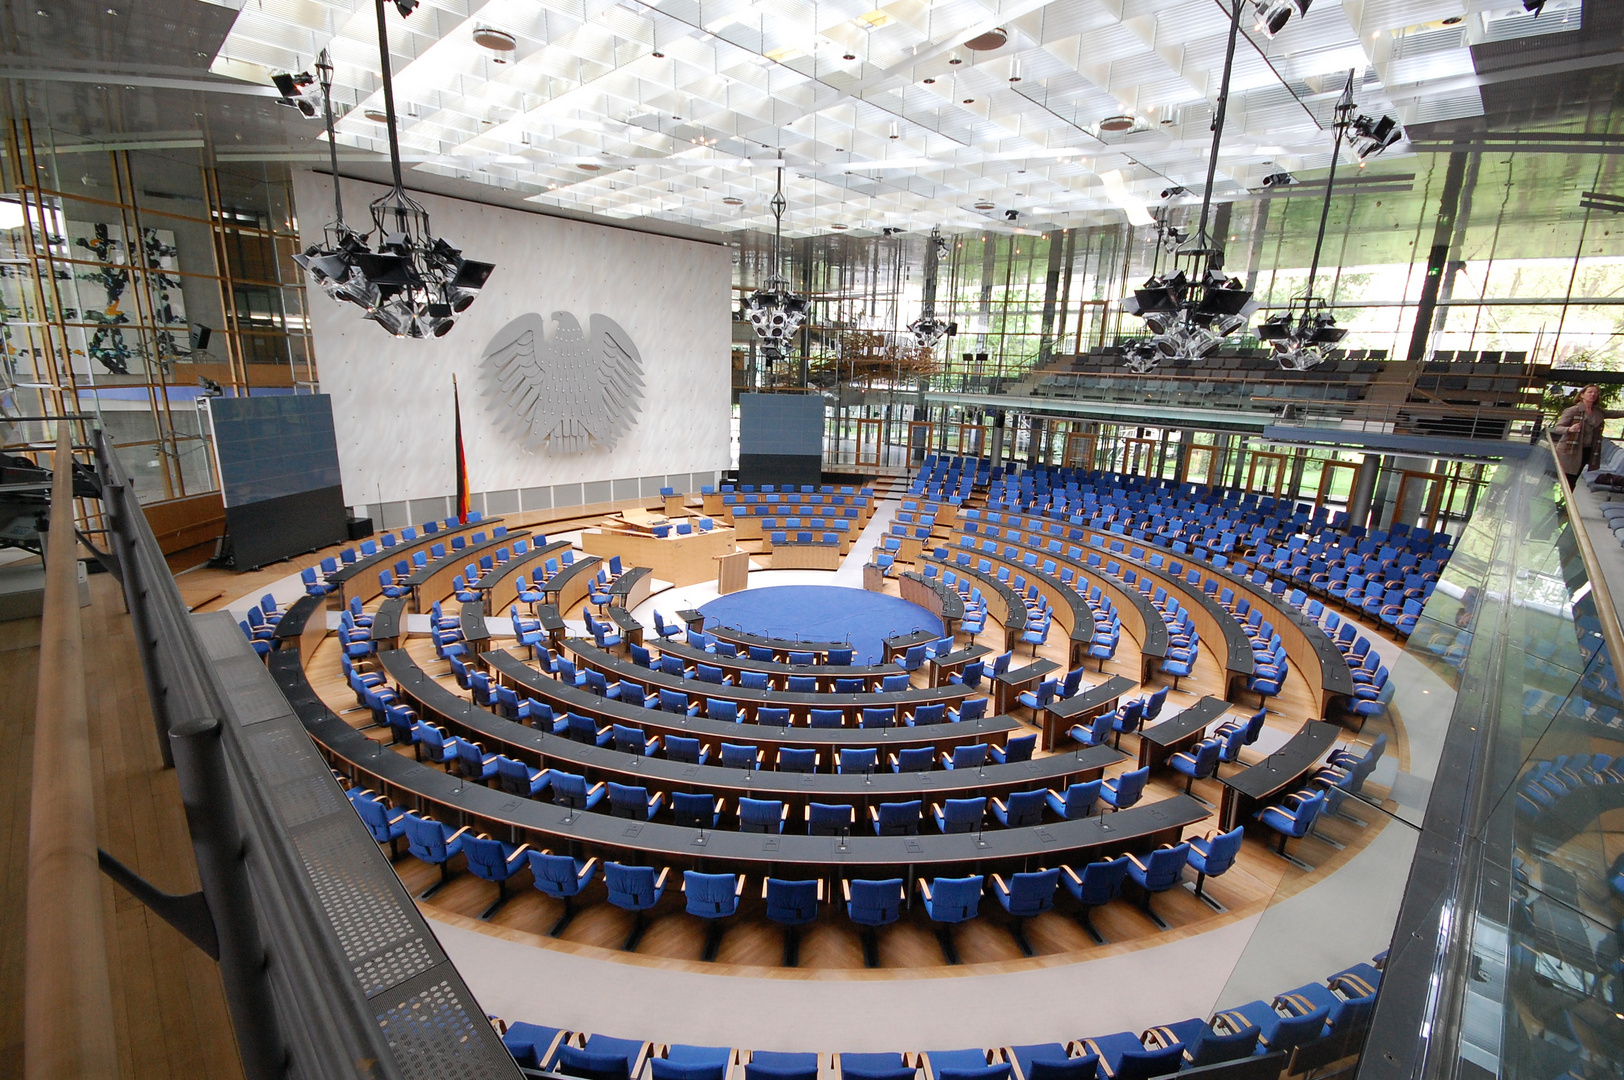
[24,427,119,1080]
[1549,433,1624,676]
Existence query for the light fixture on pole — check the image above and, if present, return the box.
[1253,0,1310,38]
[744,167,809,368]
[908,227,957,348]
[1117,0,1255,372]
[290,1,495,338]
[1256,72,1402,371]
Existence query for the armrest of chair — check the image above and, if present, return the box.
[779,803,791,822]
[1124,852,1149,873]
[652,867,672,890]
[446,826,474,843]
[506,844,531,867]
[990,797,1009,814]
[841,879,852,902]
[918,878,933,902]
[586,781,607,796]
[989,872,1010,898]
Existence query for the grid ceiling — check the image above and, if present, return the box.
[198,0,1577,236]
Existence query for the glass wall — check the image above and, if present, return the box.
[733,143,1624,394]
[0,121,313,503]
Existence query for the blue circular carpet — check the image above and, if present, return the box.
[697,585,942,665]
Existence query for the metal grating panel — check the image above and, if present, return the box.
[356,936,438,998]
[376,968,517,1080]
[293,815,424,970]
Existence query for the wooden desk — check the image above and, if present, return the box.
[883,629,941,663]
[1036,675,1135,751]
[1138,695,1230,772]
[993,659,1062,715]
[925,645,991,687]
[716,550,750,594]
[406,533,532,614]
[618,507,672,533]
[899,572,965,637]
[539,555,602,613]
[770,544,841,570]
[1219,719,1339,830]
[475,539,572,616]
[582,525,736,587]
[863,563,888,591]
[326,517,505,607]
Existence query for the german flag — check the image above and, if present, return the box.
[453,374,470,524]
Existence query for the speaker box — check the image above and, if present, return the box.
[345,516,374,541]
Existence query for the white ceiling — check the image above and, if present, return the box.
[199,0,1579,236]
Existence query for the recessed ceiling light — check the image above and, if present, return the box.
[105,7,119,13]
[965,27,1008,50]
[473,27,516,55]
[974,201,995,209]
[577,163,601,171]
[923,77,936,84]
[652,50,664,57]
[1099,115,1136,132]
[364,108,389,122]
[843,53,856,60]
[723,196,743,205]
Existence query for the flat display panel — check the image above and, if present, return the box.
[206,394,347,568]
[210,395,343,507]
[739,394,824,457]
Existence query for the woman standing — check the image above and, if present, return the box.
[1552,385,1621,486]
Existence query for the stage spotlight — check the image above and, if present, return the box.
[1261,170,1297,188]
[271,71,319,117]
[1003,209,1020,221]
[392,0,420,14]
[1160,186,1189,199]
[1253,0,1310,37]
[1348,114,1403,160]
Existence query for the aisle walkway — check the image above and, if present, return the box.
[829,498,897,587]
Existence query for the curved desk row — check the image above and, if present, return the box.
[563,638,976,721]
[974,513,1256,695]
[918,558,1027,652]
[1075,526,1354,718]
[272,593,330,657]
[537,554,603,613]
[947,533,1218,695]
[382,645,1128,808]
[690,618,849,660]
[653,637,988,690]
[897,571,968,637]
[402,532,534,614]
[481,650,1020,755]
[327,516,506,606]
[276,649,1208,872]
[473,539,573,615]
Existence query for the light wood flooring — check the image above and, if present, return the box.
[0,575,245,1079]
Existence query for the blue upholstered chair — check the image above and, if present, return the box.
[682,871,744,961]
[603,862,670,950]
[918,874,985,963]
[991,868,1061,956]
[526,850,599,935]
[1061,856,1130,943]
[461,835,530,919]
[1125,842,1191,929]
[763,878,823,966]
[844,878,905,967]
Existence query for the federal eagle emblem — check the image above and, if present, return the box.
[480,310,645,455]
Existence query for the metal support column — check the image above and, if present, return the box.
[1347,455,1381,530]
[169,717,287,1080]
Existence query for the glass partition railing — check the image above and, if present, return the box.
[1362,442,1624,1079]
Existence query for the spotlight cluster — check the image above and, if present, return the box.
[1348,114,1404,160]
[907,315,957,349]
[1120,268,1256,371]
[744,276,809,359]
[294,191,494,339]
[1257,300,1348,371]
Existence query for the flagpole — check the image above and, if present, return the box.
[453,373,469,524]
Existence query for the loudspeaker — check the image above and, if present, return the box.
[190,323,212,351]
[345,516,374,540]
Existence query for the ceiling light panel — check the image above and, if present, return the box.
[206,0,1490,230]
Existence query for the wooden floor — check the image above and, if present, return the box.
[0,576,245,1079]
[304,578,1395,978]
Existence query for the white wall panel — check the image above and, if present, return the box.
[292,171,732,509]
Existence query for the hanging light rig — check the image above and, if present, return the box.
[1256,72,1404,370]
[745,167,809,371]
[292,0,495,338]
[908,228,957,348]
[1119,0,1256,374]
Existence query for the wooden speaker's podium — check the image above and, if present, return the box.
[715,550,750,595]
